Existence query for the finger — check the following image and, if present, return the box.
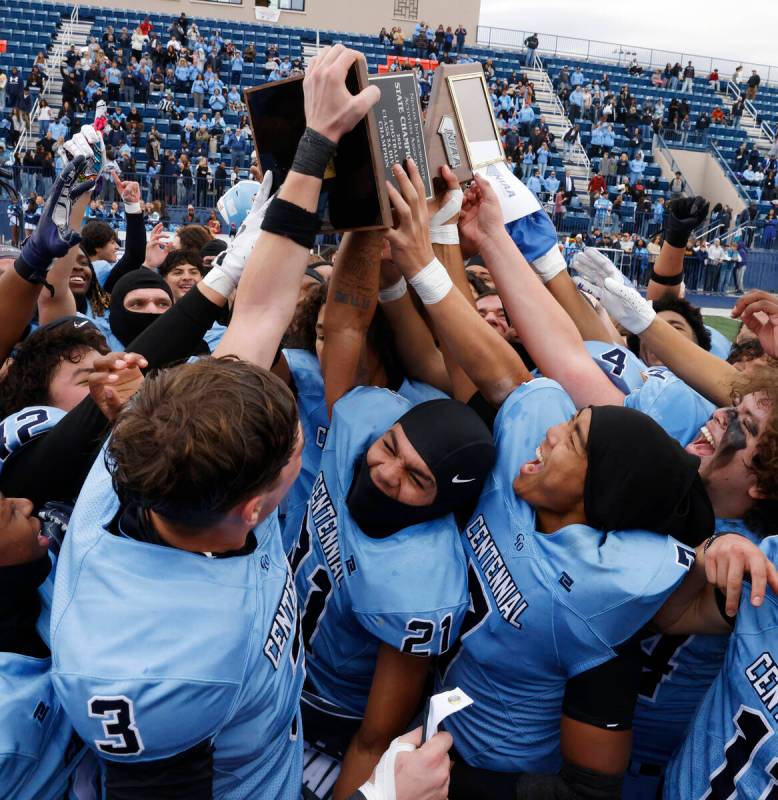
[424,731,454,756]
[385,179,412,225]
[330,45,358,79]
[397,726,423,747]
[725,550,744,617]
[392,163,419,209]
[736,300,778,322]
[705,544,719,587]
[405,158,428,204]
[440,164,460,192]
[351,83,381,117]
[749,551,767,607]
[732,290,774,318]
[767,561,778,597]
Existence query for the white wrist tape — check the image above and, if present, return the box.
[429,188,464,227]
[124,201,142,215]
[408,257,453,305]
[429,224,459,245]
[378,276,408,303]
[358,738,417,800]
[202,267,235,298]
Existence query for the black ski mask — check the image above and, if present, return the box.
[109,269,174,347]
[584,406,714,546]
[347,399,496,538]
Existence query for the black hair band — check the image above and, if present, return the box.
[649,268,684,286]
[261,197,321,250]
[291,127,337,180]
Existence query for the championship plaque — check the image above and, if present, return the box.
[244,55,392,232]
[424,63,505,187]
[369,72,432,198]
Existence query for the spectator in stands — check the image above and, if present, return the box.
[392,27,404,56]
[746,69,761,99]
[628,57,643,76]
[562,124,580,157]
[762,208,777,249]
[0,70,6,110]
[14,88,33,129]
[718,243,741,293]
[650,67,665,88]
[732,65,744,84]
[455,24,467,53]
[526,169,543,198]
[195,157,210,207]
[705,237,725,291]
[710,105,726,125]
[568,84,584,121]
[588,172,607,205]
[230,51,244,86]
[524,32,539,66]
[244,42,256,63]
[681,61,695,93]
[178,155,194,207]
[670,170,685,199]
[520,146,535,181]
[708,68,720,92]
[214,161,227,197]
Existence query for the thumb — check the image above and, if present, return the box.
[396,727,422,748]
[352,83,380,118]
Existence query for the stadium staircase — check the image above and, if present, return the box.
[525,58,591,204]
[718,82,775,157]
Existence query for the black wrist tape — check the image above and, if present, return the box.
[291,127,337,180]
[261,197,321,250]
[649,268,683,286]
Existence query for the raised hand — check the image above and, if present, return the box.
[143,223,168,270]
[204,172,274,298]
[302,45,380,144]
[663,196,710,248]
[88,351,148,422]
[385,158,435,279]
[732,290,778,358]
[458,174,505,259]
[63,124,107,180]
[16,155,92,286]
[113,174,141,206]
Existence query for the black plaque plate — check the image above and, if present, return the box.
[369,72,433,199]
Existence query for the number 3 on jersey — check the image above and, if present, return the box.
[88,695,144,756]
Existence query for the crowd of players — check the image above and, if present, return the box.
[2,44,778,800]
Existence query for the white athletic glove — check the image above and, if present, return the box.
[573,248,656,334]
[62,124,107,179]
[202,171,273,298]
[358,737,417,800]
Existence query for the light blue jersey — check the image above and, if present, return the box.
[585,340,646,394]
[0,406,65,471]
[291,387,468,718]
[51,448,304,799]
[626,520,760,800]
[625,367,715,446]
[280,349,330,556]
[437,378,696,773]
[706,325,731,361]
[664,537,778,799]
[0,652,90,799]
[203,321,227,351]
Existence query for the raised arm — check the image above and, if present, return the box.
[459,176,624,408]
[321,231,382,414]
[385,161,529,408]
[215,46,379,369]
[575,247,738,407]
[646,197,709,301]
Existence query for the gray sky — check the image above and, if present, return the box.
[479,0,778,72]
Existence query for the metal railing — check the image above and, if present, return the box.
[13,5,80,159]
[710,140,752,201]
[475,25,778,88]
[532,54,590,175]
[725,80,775,146]
[655,133,695,196]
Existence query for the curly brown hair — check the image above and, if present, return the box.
[174,224,212,252]
[107,357,298,528]
[0,321,109,418]
[734,368,778,537]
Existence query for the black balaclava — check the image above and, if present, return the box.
[347,399,496,538]
[584,406,714,546]
[109,269,174,347]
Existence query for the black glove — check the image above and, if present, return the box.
[15,156,95,288]
[663,196,710,248]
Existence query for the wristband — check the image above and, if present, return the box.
[261,197,321,250]
[378,276,407,303]
[649,268,683,286]
[429,224,459,245]
[202,267,235,297]
[704,532,737,553]
[429,189,464,227]
[124,201,142,215]
[291,127,337,180]
[408,257,453,305]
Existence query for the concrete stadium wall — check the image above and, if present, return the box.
[63,0,481,42]
[667,148,747,219]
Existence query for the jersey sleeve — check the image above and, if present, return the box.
[54,673,239,763]
[492,379,575,492]
[624,369,715,446]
